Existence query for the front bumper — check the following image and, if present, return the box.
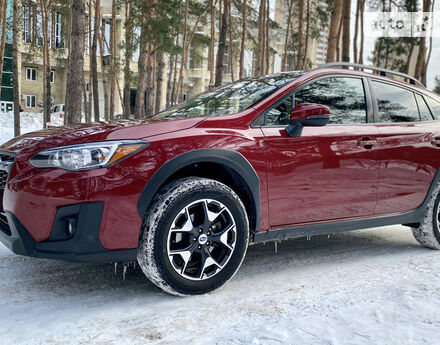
[0,201,137,263]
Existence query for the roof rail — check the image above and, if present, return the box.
[316,62,424,88]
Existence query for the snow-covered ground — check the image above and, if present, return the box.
[1,225,440,345]
[0,112,64,145]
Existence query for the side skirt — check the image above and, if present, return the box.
[253,210,424,243]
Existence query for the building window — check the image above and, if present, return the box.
[25,95,37,108]
[50,70,55,83]
[188,46,202,70]
[22,5,32,43]
[54,12,63,48]
[26,67,37,81]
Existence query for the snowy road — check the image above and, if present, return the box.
[2,225,440,345]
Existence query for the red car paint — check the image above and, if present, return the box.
[2,68,440,253]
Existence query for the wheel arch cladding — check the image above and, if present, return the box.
[137,148,261,234]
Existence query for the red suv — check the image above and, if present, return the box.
[2,63,440,295]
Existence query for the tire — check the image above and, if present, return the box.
[411,182,440,250]
[137,177,249,296]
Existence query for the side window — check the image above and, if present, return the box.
[294,77,367,124]
[265,95,293,126]
[424,96,440,119]
[372,81,419,122]
[415,94,433,121]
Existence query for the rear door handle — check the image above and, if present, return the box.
[431,137,440,148]
[357,137,379,150]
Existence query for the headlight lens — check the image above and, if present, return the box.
[29,141,148,171]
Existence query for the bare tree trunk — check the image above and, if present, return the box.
[86,0,92,122]
[414,0,431,84]
[144,44,154,117]
[421,0,435,86]
[265,0,270,74]
[303,0,310,68]
[170,40,179,104]
[109,0,116,120]
[406,44,415,74]
[65,0,85,125]
[239,0,247,79]
[353,0,360,64]
[12,0,20,136]
[166,53,175,107]
[83,82,88,120]
[296,0,304,69]
[123,0,132,118]
[97,25,109,119]
[215,0,228,86]
[176,0,189,99]
[358,0,364,64]
[255,0,265,76]
[209,0,215,86]
[326,0,343,62]
[91,0,100,121]
[228,0,234,82]
[0,0,8,86]
[135,31,147,119]
[282,0,294,72]
[342,0,350,62]
[39,1,52,126]
[336,11,343,62]
[155,50,164,114]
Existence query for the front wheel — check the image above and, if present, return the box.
[137,177,249,296]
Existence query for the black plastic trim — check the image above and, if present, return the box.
[254,169,440,243]
[137,148,261,234]
[0,202,137,263]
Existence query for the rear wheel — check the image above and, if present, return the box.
[137,177,249,295]
[411,183,440,250]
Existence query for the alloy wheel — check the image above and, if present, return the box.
[166,199,237,281]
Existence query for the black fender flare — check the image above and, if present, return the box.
[137,148,261,233]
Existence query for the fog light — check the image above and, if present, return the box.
[65,217,77,239]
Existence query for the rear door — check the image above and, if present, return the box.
[261,76,380,227]
[369,79,440,215]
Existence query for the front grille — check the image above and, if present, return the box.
[0,152,15,190]
[0,170,7,189]
[0,212,11,236]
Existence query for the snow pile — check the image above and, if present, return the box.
[0,112,64,145]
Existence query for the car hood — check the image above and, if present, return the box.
[0,117,204,155]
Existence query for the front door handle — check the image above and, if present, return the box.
[357,137,378,150]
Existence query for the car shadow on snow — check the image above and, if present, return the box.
[0,226,428,299]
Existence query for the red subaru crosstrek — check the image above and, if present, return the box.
[2,63,440,295]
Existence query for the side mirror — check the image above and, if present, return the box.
[285,103,331,137]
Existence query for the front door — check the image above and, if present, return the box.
[261,76,380,227]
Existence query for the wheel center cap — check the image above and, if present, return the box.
[198,234,208,245]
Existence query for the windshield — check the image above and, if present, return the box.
[153,72,304,119]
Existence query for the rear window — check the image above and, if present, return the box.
[415,94,433,121]
[372,81,419,122]
[424,96,440,119]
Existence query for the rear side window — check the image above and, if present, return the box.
[372,81,419,122]
[294,77,367,124]
[424,96,440,119]
[415,94,433,121]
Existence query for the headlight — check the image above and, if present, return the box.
[29,141,148,171]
